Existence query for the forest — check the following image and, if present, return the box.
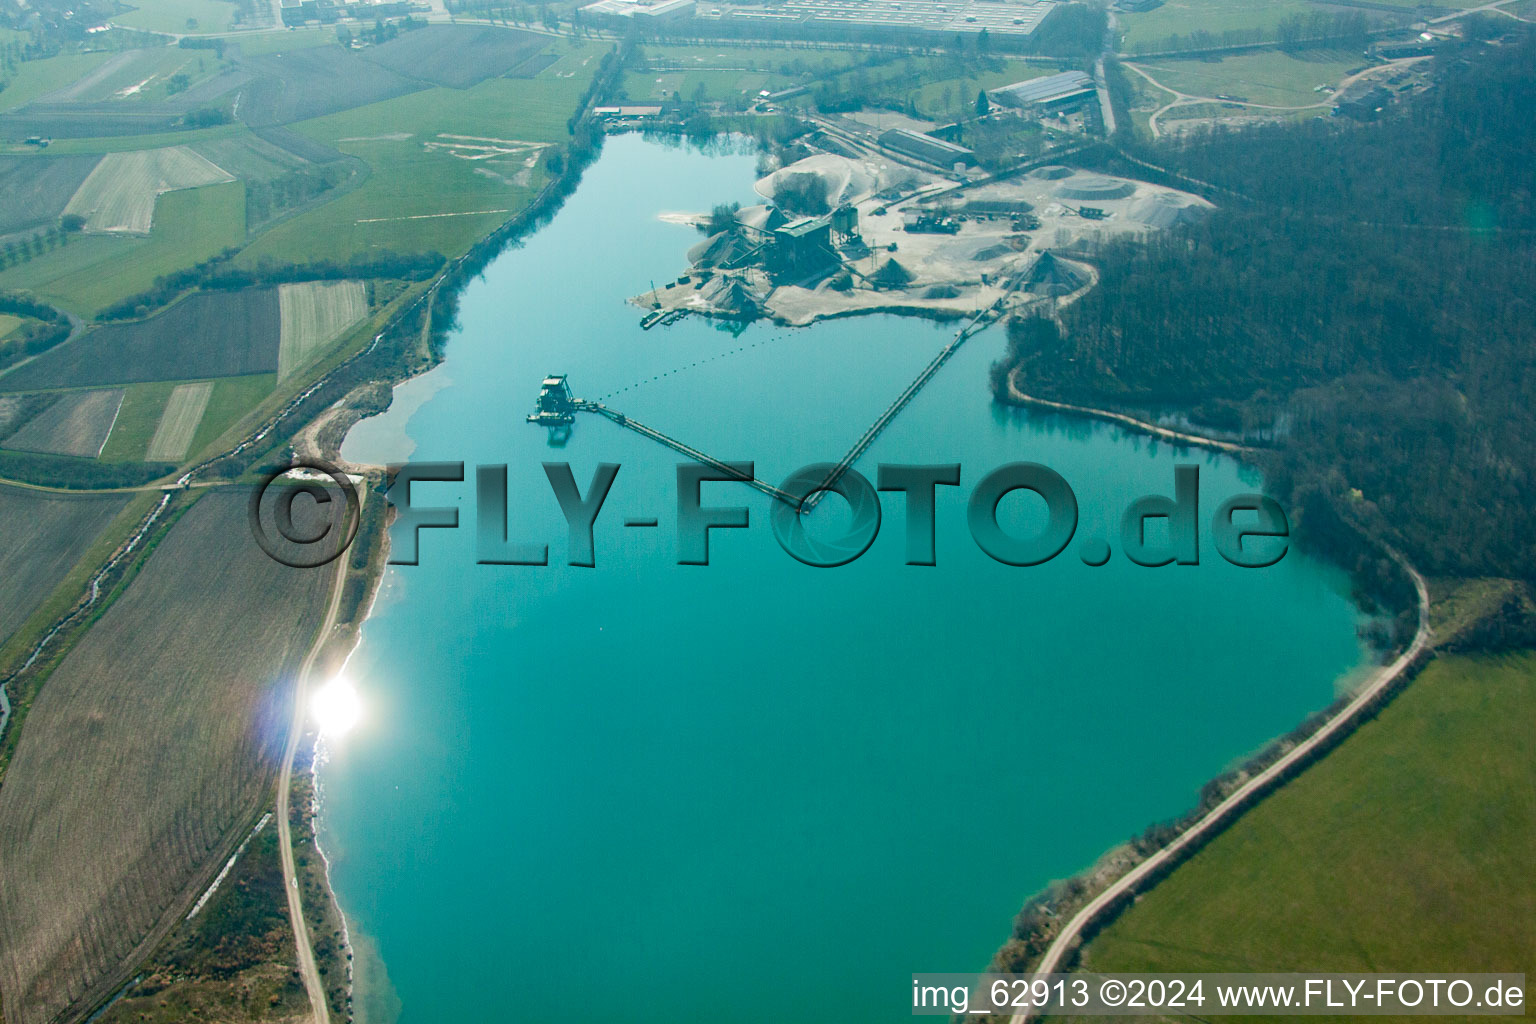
[996,28,1536,583]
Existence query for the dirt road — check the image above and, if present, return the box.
[277,552,349,1024]
[1012,556,1431,1020]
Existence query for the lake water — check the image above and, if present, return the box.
[331,134,1367,1023]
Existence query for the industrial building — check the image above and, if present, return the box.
[771,216,838,276]
[592,105,665,119]
[1334,86,1392,121]
[878,128,975,169]
[694,0,1058,39]
[580,0,696,22]
[280,0,422,25]
[989,70,1095,110]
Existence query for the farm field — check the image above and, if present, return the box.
[39,121,247,156]
[624,66,788,102]
[93,821,311,1024]
[25,47,230,107]
[97,380,174,461]
[907,59,1066,119]
[636,43,870,76]
[0,288,279,391]
[237,46,423,129]
[0,483,128,644]
[1117,0,1315,53]
[188,373,274,456]
[63,146,235,234]
[0,154,103,235]
[237,63,597,263]
[1,387,124,457]
[1136,49,1362,107]
[1071,654,1536,1002]
[111,0,240,35]
[23,180,246,316]
[0,52,116,113]
[277,279,367,381]
[0,488,336,1024]
[221,26,334,55]
[144,380,213,461]
[358,23,548,89]
[0,234,148,310]
[0,315,21,340]
[623,43,945,106]
[190,130,310,182]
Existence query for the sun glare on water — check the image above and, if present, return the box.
[311,677,363,737]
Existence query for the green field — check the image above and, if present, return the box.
[35,47,224,106]
[98,379,175,461]
[1136,49,1362,107]
[1072,653,1536,1010]
[215,26,335,55]
[41,122,247,156]
[187,373,274,457]
[2,180,245,316]
[0,235,149,305]
[622,67,786,104]
[635,43,868,76]
[0,314,22,341]
[238,60,597,264]
[111,0,239,35]
[100,373,277,461]
[622,42,889,107]
[0,52,117,113]
[1118,0,1316,53]
[907,59,1064,120]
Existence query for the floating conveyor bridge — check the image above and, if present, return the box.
[532,299,1005,511]
[572,399,802,506]
[804,298,1001,510]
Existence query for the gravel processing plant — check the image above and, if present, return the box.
[639,154,1210,325]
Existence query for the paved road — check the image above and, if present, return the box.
[1011,557,1431,1020]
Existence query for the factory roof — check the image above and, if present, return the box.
[992,70,1094,106]
[777,215,833,238]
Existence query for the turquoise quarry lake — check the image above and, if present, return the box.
[333,135,1367,1022]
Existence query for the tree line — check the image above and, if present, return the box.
[0,290,70,372]
[96,250,444,321]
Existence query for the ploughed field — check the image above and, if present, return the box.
[0,155,102,235]
[0,289,280,390]
[0,489,336,1024]
[0,482,128,645]
[0,388,123,457]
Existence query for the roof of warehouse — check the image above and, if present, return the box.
[992,70,1094,104]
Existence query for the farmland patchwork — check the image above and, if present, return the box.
[62,146,233,235]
